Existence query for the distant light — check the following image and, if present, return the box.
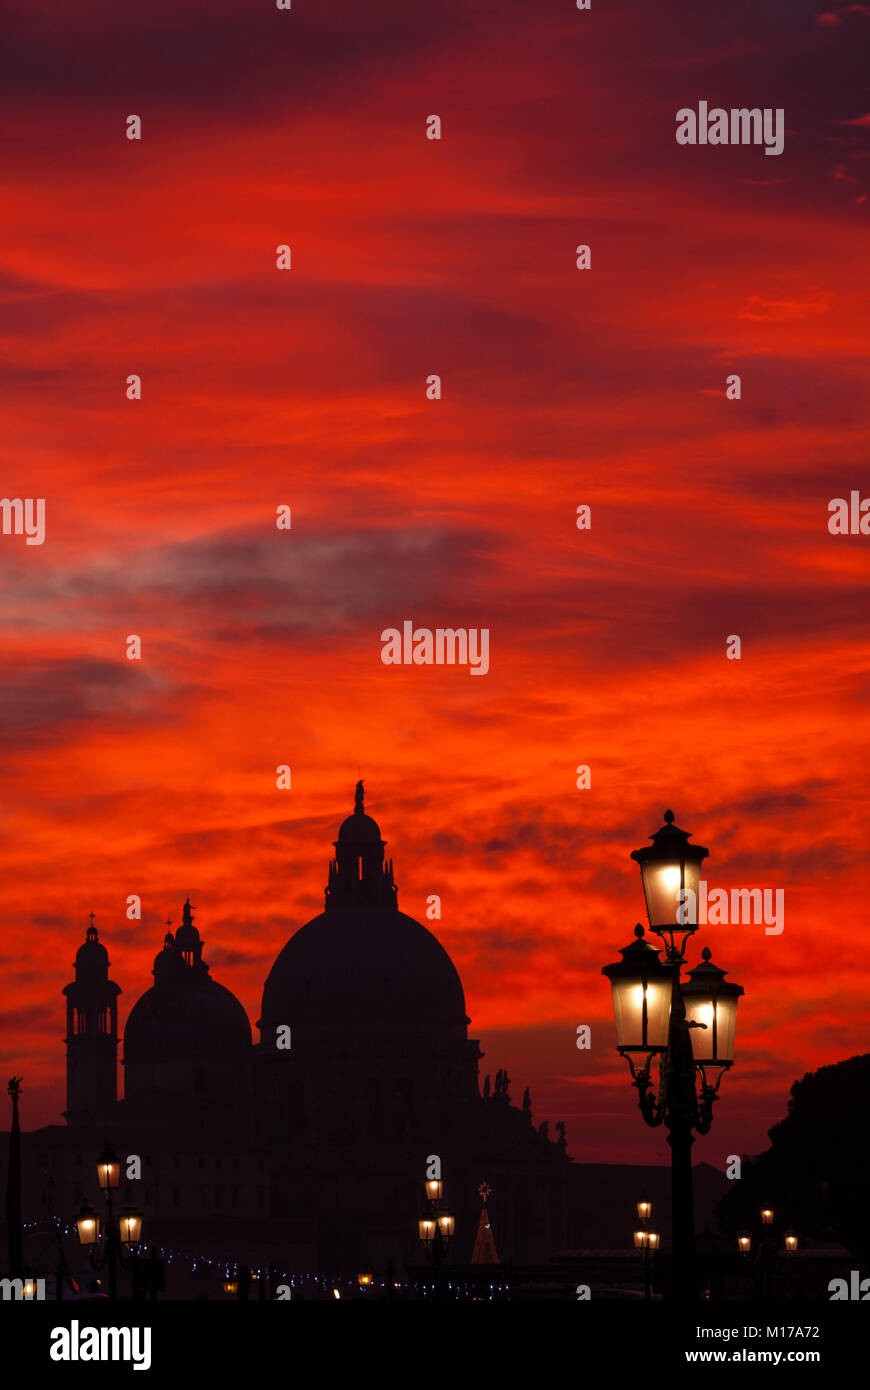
[332,1289,341,1300]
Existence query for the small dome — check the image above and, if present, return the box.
[125,977,251,1064]
[74,925,110,978]
[337,810,383,843]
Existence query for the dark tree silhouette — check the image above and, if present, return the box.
[716,1054,870,1261]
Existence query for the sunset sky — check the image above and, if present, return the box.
[1,0,868,1169]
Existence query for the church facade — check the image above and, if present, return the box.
[52,785,572,1272]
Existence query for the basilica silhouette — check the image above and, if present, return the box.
[51,783,571,1273]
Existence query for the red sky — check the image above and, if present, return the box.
[1,0,868,1167]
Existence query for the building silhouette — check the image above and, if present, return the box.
[8,784,573,1276]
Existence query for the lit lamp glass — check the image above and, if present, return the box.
[602,928,673,1054]
[682,951,744,1068]
[636,1198,652,1221]
[630,811,709,937]
[647,1232,660,1251]
[633,1230,648,1249]
[96,1142,121,1191]
[425,1178,443,1202]
[76,1200,100,1249]
[357,1269,373,1289]
[737,1233,752,1255]
[437,1213,455,1238]
[418,1217,436,1243]
[23,1276,38,1299]
[223,1278,239,1296]
[784,1230,798,1254]
[760,1208,774,1226]
[119,1205,143,1249]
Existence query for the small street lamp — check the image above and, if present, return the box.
[74,1142,142,1301]
[603,812,745,1302]
[419,1176,454,1297]
[633,1198,658,1299]
[357,1267,374,1292]
[740,1208,790,1297]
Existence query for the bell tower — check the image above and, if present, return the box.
[62,916,121,1125]
[324,780,398,911]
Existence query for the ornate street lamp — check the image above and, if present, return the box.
[738,1232,752,1255]
[784,1230,798,1254]
[418,1175,453,1297]
[630,809,708,945]
[74,1142,142,1301]
[602,928,673,1068]
[681,951,744,1086]
[75,1200,100,1250]
[759,1207,774,1226]
[96,1143,121,1193]
[636,1197,652,1221]
[603,812,744,1302]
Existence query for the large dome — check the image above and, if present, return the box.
[125,977,251,1063]
[260,903,468,1027]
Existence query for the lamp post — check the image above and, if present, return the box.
[603,811,744,1302]
[633,1198,659,1299]
[418,1177,454,1298]
[739,1208,795,1298]
[75,1142,142,1301]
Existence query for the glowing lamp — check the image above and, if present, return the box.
[630,811,708,939]
[119,1205,143,1249]
[96,1142,120,1191]
[76,1200,100,1249]
[647,1232,660,1251]
[784,1230,798,1253]
[437,1213,454,1238]
[602,927,673,1054]
[425,1178,443,1202]
[418,1217,436,1243]
[737,1232,752,1255]
[682,950,744,1068]
[636,1198,652,1221]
